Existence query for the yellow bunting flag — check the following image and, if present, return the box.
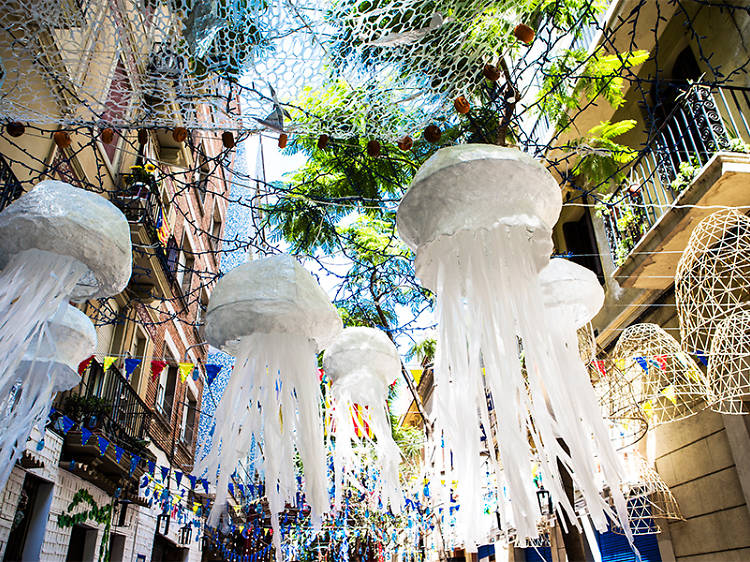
[103,356,118,372]
[642,400,654,419]
[192,502,200,514]
[178,362,194,383]
[615,358,626,371]
[661,384,678,405]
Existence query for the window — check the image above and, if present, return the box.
[156,364,178,419]
[130,329,149,391]
[195,289,209,330]
[100,60,131,164]
[196,158,209,209]
[180,394,198,445]
[175,234,194,296]
[210,205,223,250]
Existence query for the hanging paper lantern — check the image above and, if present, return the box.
[396,145,628,546]
[137,128,149,145]
[453,96,470,115]
[278,133,288,148]
[397,135,413,151]
[366,140,381,157]
[423,125,441,144]
[6,122,25,138]
[53,130,72,149]
[0,304,95,489]
[222,131,236,149]
[100,128,115,145]
[172,126,189,143]
[611,323,708,425]
[323,327,402,513]
[317,134,329,150]
[195,254,341,559]
[513,24,535,45]
[0,180,131,471]
[482,63,501,82]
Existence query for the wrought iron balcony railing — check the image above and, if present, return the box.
[56,358,152,453]
[601,85,750,266]
[0,153,24,211]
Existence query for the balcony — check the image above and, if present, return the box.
[0,153,24,211]
[601,85,750,289]
[55,358,153,490]
[113,174,189,307]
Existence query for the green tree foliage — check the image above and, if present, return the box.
[570,119,638,189]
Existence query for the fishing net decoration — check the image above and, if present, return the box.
[0,0,603,138]
[675,210,750,414]
[611,323,709,427]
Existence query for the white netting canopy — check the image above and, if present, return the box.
[0,0,601,135]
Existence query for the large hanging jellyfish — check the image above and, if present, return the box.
[538,259,632,540]
[396,145,627,546]
[0,304,96,488]
[0,180,131,486]
[323,327,403,513]
[195,254,342,558]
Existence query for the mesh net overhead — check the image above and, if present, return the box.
[610,323,708,427]
[0,0,601,136]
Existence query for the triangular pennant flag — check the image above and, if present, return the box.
[661,384,678,405]
[635,356,649,372]
[151,360,167,380]
[695,350,709,366]
[201,479,209,494]
[97,436,109,456]
[188,474,197,489]
[654,354,668,370]
[81,427,93,445]
[130,455,141,476]
[114,445,124,463]
[593,360,607,377]
[78,355,94,376]
[642,399,654,419]
[175,471,183,488]
[205,364,221,385]
[124,358,141,380]
[61,416,75,435]
[228,482,234,496]
[103,356,118,372]
[148,460,156,475]
[178,362,194,383]
[161,466,170,482]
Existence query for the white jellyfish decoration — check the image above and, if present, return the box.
[0,180,130,484]
[538,259,631,537]
[396,145,627,545]
[0,303,96,488]
[195,254,342,556]
[323,327,403,513]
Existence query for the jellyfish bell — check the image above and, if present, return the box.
[0,180,132,300]
[323,327,402,512]
[0,303,96,489]
[196,254,342,556]
[396,144,561,289]
[539,258,604,330]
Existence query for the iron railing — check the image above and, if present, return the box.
[57,358,152,452]
[602,85,750,265]
[0,153,24,211]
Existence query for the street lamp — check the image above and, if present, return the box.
[179,524,193,545]
[156,512,170,536]
[536,487,553,517]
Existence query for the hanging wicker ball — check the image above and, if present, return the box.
[453,96,471,114]
[53,131,72,149]
[424,124,442,144]
[482,63,501,82]
[5,122,25,138]
[514,24,535,45]
[278,133,288,149]
[221,131,235,149]
[100,128,115,145]
[317,134,329,150]
[367,140,381,157]
[137,129,149,145]
[172,126,188,143]
[397,135,413,151]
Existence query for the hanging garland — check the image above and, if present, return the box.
[57,489,113,528]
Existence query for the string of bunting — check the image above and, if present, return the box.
[77,355,225,385]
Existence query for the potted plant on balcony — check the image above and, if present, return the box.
[63,395,113,431]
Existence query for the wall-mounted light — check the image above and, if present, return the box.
[536,487,553,517]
